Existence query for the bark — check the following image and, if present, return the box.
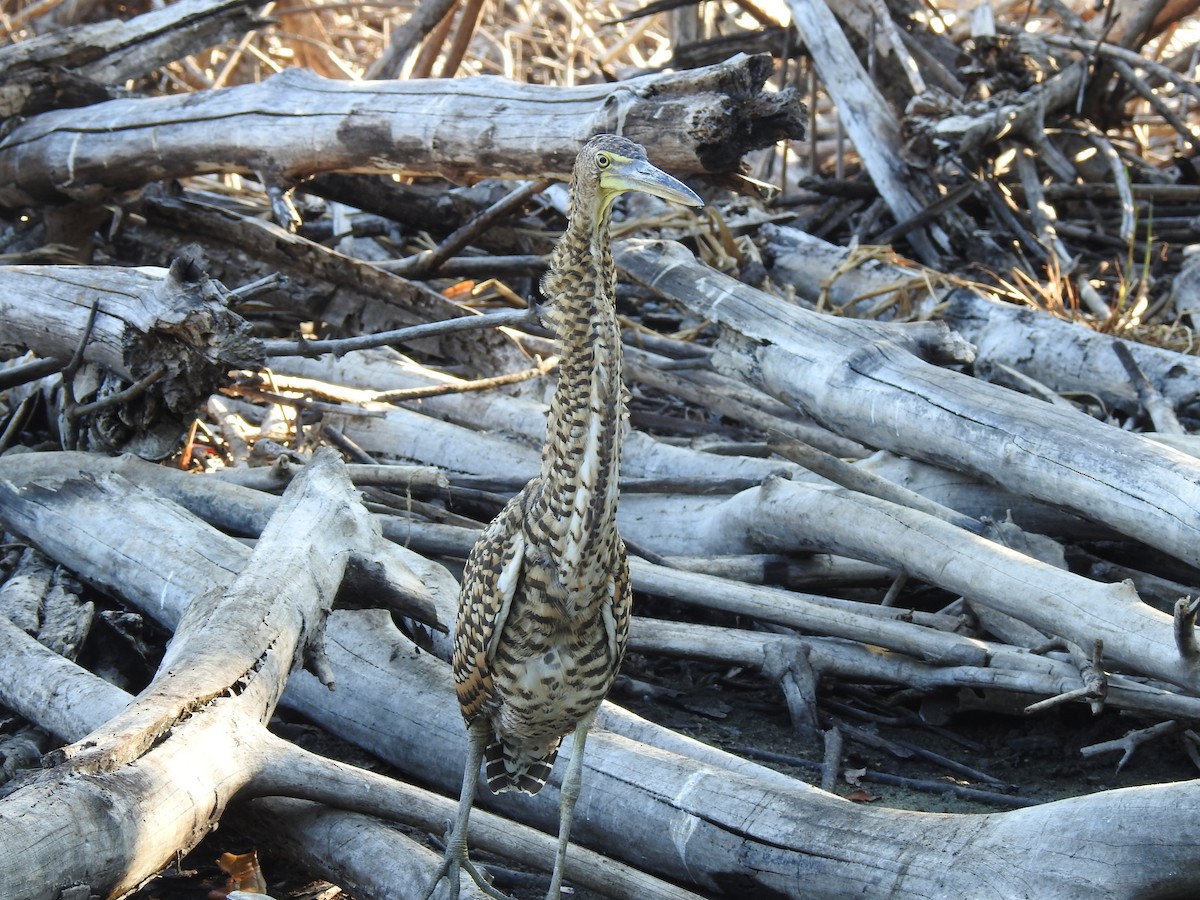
[0,53,803,207]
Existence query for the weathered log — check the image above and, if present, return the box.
[0,0,261,118]
[630,617,1200,722]
[0,452,727,900]
[0,54,802,207]
[702,477,1191,690]
[615,237,1200,573]
[0,258,261,455]
[761,223,1200,415]
[785,0,941,263]
[3,450,1199,897]
[269,352,800,483]
[0,451,379,895]
[0,604,688,900]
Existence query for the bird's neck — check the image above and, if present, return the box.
[531,210,625,580]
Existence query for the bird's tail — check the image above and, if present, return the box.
[485,737,560,795]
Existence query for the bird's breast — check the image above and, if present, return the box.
[489,597,618,744]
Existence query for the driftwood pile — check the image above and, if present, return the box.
[4,0,1200,897]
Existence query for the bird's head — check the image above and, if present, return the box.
[573,134,703,224]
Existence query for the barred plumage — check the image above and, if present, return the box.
[422,134,701,900]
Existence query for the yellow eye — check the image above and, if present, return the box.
[596,153,610,169]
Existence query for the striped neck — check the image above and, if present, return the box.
[532,204,626,588]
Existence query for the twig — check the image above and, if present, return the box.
[833,719,1011,788]
[1079,126,1137,246]
[1024,640,1106,715]
[1071,638,1108,715]
[437,0,486,78]
[767,438,983,533]
[879,572,908,608]
[820,726,843,793]
[1014,144,1072,269]
[1081,720,1181,772]
[0,355,63,392]
[762,641,820,741]
[371,355,558,403]
[1039,33,1200,106]
[366,0,459,79]
[730,745,1033,808]
[68,367,167,420]
[389,179,551,279]
[1114,340,1185,435]
[222,384,385,418]
[323,425,377,464]
[230,272,288,300]
[260,308,538,358]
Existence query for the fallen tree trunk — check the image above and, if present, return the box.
[0,258,261,455]
[616,237,1200,573]
[0,53,802,207]
[759,223,1200,415]
[0,0,261,118]
[2,450,1198,898]
[0,451,392,896]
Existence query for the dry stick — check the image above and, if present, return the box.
[1113,340,1185,435]
[1080,720,1181,773]
[68,366,166,420]
[1113,0,1175,50]
[390,179,551,278]
[260,308,538,358]
[1072,638,1108,715]
[1029,183,1200,202]
[437,0,486,78]
[1111,57,1200,155]
[629,616,1200,722]
[404,0,459,79]
[1014,145,1072,268]
[985,362,1079,410]
[767,438,982,532]
[871,179,978,247]
[731,743,1031,808]
[56,299,100,448]
[371,355,559,403]
[222,384,384,419]
[434,255,548,277]
[1040,33,1200,104]
[1078,126,1137,245]
[0,355,62,391]
[819,727,842,793]
[832,719,1010,787]
[365,0,460,78]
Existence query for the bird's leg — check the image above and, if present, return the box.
[421,719,512,900]
[545,714,594,900]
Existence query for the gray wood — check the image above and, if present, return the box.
[615,237,1200,573]
[0,54,802,207]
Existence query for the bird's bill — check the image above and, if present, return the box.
[603,158,703,208]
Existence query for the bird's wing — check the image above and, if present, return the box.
[453,500,527,723]
[608,540,632,668]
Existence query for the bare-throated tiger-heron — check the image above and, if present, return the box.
[420,135,703,900]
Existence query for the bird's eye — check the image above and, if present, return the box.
[596,153,610,169]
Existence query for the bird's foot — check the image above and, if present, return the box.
[421,832,513,900]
